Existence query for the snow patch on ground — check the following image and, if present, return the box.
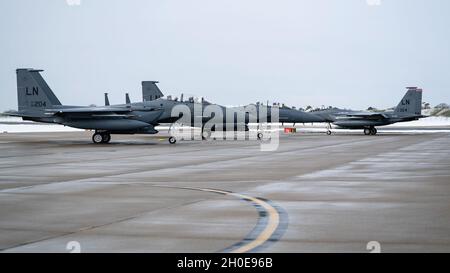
[0,117,81,133]
[386,116,450,127]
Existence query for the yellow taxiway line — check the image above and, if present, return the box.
[159,186,281,253]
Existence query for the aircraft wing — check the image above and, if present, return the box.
[42,107,137,118]
[2,108,135,119]
[338,112,389,120]
[45,107,131,114]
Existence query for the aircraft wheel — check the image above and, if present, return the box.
[257,132,263,140]
[371,128,378,135]
[168,137,177,144]
[326,130,332,135]
[92,133,103,144]
[101,133,111,143]
[202,130,211,140]
[364,128,371,136]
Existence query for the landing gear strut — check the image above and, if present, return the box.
[92,132,111,144]
[326,122,332,135]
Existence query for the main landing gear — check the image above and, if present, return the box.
[257,132,263,140]
[92,132,111,144]
[363,127,377,136]
[168,123,177,144]
[326,122,332,135]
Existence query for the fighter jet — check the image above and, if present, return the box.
[311,87,426,135]
[5,69,257,144]
[142,78,325,136]
[128,77,264,140]
[5,69,166,144]
[252,103,326,124]
[146,94,256,141]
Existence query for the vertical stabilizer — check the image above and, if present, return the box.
[394,87,422,116]
[105,93,110,106]
[16,69,61,111]
[142,81,163,101]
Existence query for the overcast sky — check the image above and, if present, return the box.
[1,0,449,111]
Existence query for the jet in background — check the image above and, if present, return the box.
[247,102,326,125]
[225,102,326,139]
[142,79,326,127]
[311,87,426,135]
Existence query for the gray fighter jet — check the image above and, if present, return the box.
[311,87,426,135]
[5,69,256,144]
[250,102,326,124]
[6,69,167,144]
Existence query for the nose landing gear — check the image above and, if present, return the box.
[168,136,177,144]
[257,132,264,140]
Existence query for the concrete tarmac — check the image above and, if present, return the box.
[0,131,449,252]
